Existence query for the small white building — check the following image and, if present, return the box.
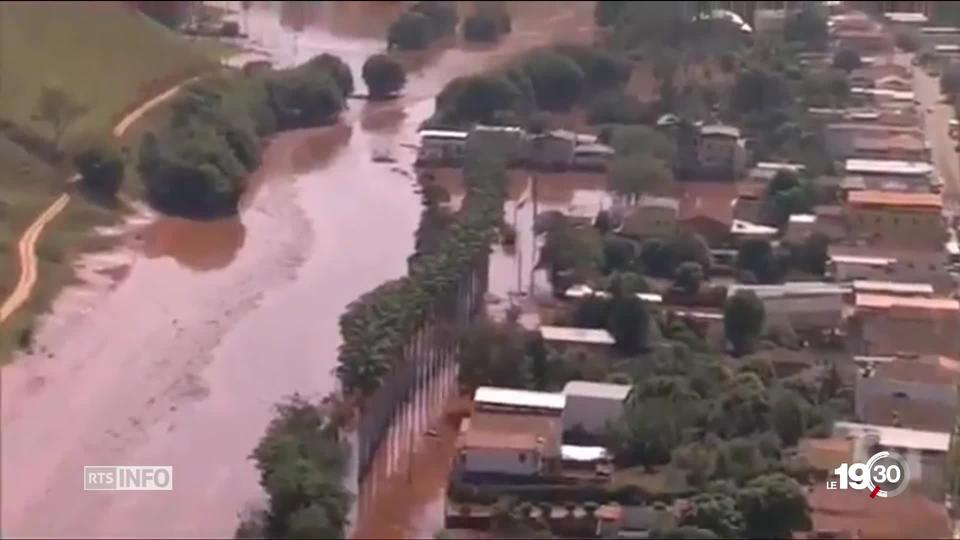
[785,214,817,244]
[540,325,616,353]
[562,381,632,435]
[473,386,566,416]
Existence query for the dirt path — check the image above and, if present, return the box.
[0,76,205,325]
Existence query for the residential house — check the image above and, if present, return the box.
[733,182,765,223]
[920,26,960,47]
[619,195,679,238]
[571,143,615,172]
[875,74,914,92]
[457,410,563,478]
[855,354,960,432]
[730,219,778,242]
[828,245,952,291]
[540,325,616,355]
[825,123,926,161]
[562,381,632,435]
[677,182,737,246]
[814,205,850,241]
[697,124,747,179]
[849,133,929,161]
[851,280,934,297]
[528,130,576,170]
[833,421,952,500]
[417,129,469,164]
[845,189,945,249]
[727,282,849,333]
[458,387,565,478]
[595,504,675,539]
[849,294,960,357]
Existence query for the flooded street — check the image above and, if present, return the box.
[0,1,595,538]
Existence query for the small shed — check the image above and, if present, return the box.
[562,381,632,435]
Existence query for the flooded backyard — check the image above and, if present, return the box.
[0,2,596,538]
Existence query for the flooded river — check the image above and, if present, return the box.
[0,2,594,538]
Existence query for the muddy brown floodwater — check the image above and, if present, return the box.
[0,2,595,538]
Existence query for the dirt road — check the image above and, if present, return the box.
[913,60,960,213]
[1,2,596,538]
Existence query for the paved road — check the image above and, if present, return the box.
[913,62,960,215]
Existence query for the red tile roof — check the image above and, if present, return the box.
[805,485,952,539]
[847,190,942,210]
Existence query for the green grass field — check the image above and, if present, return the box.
[0,1,228,362]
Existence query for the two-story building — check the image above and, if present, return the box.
[618,195,679,239]
[849,294,960,358]
[845,189,945,249]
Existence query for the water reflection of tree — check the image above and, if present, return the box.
[141,217,247,272]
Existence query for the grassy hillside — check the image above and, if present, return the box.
[0,1,226,361]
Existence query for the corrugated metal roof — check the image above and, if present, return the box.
[847,189,942,208]
[561,445,609,462]
[701,124,740,138]
[845,159,934,177]
[540,326,616,345]
[852,281,934,295]
[789,214,816,224]
[833,421,950,452]
[474,386,566,411]
[563,381,631,401]
[419,129,469,140]
[830,254,897,266]
[730,282,850,298]
[855,293,960,312]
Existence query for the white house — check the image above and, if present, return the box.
[562,381,632,435]
[540,325,616,353]
[473,386,566,416]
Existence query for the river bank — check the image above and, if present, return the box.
[0,2,596,537]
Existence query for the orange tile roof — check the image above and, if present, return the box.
[855,293,960,312]
[876,355,960,384]
[847,190,942,209]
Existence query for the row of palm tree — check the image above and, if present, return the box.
[336,144,507,399]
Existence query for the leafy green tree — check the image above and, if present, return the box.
[724,290,765,356]
[266,71,344,130]
[551,44,631,94]
[832,48,862,73]
[304,53,355,98]
[609,125,677,162]
[603,236,637,274]
[674,262,704,296]
[463,12,500,42]
[736,239,778,284]
[33,83,86,152]
[539,222,605,293]
[362,54,406,100]
[770,390,809,446]
[74,142,124,198]
[712,372,770,437]
[609,155,673,202]
[459,319,532,390]
[713,436,775,483]
[607,293,650,355]
[942,65,960,96]
[669,231,712,273]
[609,399,685,471]
[736,473,811,539]
[411,1,459,37]
[521,52,586,111]
[732,68,789,115]
[679,492,744,538]
[388,11,432,50]
[435,74,525,125]
[640,237,672,277]
[895,31,921,52]
[251,395,351,539]
[588,92,650,124]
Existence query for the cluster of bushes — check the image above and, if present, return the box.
[336,143,508,396]
[387,1,459,50]
[236,395,351,539]
[429,44,630,128]
[138,54,352,218]
[463,2,512,44]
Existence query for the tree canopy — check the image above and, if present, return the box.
[362,54,406,100]
[724,290,765,356]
